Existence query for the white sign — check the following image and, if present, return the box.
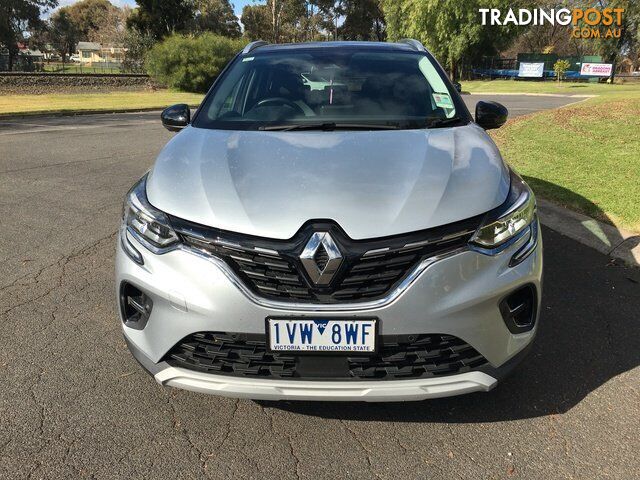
[580,63,613,76]
[518,62,545,78]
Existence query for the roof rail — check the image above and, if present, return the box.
[399,38,427,52]
[242,40,269,55]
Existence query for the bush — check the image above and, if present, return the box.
[146,33,246,93]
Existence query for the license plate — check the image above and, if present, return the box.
[267,318,377,353]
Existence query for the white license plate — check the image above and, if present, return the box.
[267,318,377,353]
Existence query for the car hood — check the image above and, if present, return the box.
[147,124,509,240]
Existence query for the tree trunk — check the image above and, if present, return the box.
[609,56,617,83]
[449,63,458,82]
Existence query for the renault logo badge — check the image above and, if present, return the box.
[300,232,343,285]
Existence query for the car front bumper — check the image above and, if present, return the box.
[116,221,542,402]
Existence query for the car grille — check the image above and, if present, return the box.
[171,216,481,304]
[164,332,488,380]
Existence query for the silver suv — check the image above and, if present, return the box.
[116,40,542,402]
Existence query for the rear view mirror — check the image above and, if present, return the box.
[453,82,462,93]
[161,104,190,132]
[475,101,508,130]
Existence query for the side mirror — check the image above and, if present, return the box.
[161,104,190,132]
[453,82,462,93]
[475,101,508,130]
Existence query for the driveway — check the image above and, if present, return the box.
[1,98,638,479]
[462,93,585,117]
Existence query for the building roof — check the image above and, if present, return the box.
[77,42,101,51]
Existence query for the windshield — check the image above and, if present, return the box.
[193,49,464,131]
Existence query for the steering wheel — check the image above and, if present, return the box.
[255,97,305,115]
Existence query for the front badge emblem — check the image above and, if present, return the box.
[300,232,343,285]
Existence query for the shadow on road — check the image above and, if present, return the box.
[261,185,640,422]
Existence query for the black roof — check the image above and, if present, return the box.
[248,41,420,55]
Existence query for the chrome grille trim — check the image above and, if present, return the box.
[181,244,468,312]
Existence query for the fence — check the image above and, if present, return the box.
[0,55,144,74]
[468,55,610,81]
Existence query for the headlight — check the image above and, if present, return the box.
[123,174,179,250]
[471,170,536,249]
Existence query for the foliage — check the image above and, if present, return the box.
[311,0,345,40]
[65,0,116,38]
[381,0,522,79]
[553,59,571,81]
[127,0,195,40]
[84,2,131,45]
[241,4,272,41]
[340,0,385,41]
[122,28,155,73]
[0,0,56,69]
[49,0,130,47]
[241,0,322,43]
[49,9,79,60]
[193,0,241,38]
[593,0,639,77]
[146,33,245,92]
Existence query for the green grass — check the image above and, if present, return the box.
[491,91,640,232]
[462,79,640,95]
[0,91,205,115]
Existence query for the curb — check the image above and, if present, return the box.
[0,105,200,119]
[537,198,639,267]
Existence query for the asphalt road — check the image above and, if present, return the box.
[461,93,586,117]
[1,97,638,479]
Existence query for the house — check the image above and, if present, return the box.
[76,42,101,63]
[0,43,44,71]
[76,42,125,65]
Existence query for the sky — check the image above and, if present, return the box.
[47,0,256,17]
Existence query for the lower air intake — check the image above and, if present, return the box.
[164,332,488,380]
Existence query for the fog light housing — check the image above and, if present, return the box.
[499,284,537,334]
[120,282,153,330]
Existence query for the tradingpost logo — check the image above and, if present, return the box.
[479,7,625,39]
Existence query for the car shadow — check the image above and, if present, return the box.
[259,182,640,422]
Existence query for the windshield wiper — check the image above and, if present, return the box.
[259,122,401,131]
[425,116,464,129]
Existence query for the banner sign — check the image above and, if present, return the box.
[518,62,545,78]
[580,63,613,76]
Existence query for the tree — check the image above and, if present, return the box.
[122,27,154,72]
[263,0,306,43]
[89,5,131,45]
[553,59,571,81]
[593,0,639,81]
[241,4,271,41]
[194,0,241,38]
[49,8,79,62]
[382,0,522,80]
[66,0,116,38]
[127,0,196,40]
[340,0,385,41]
[0,0,56,70]
[311,0,345,40]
